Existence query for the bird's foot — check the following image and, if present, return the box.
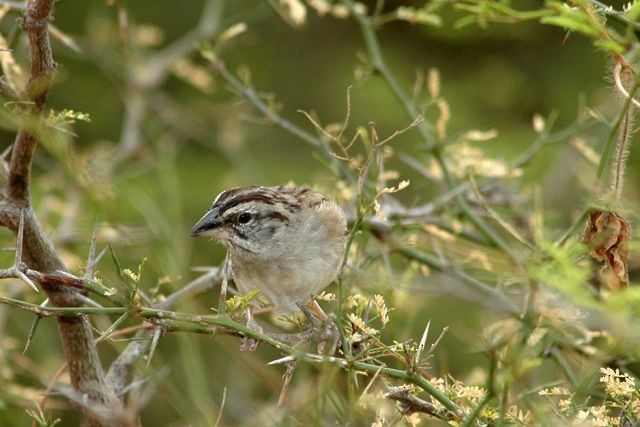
[240,310,263,352]
[314,317,339,355]
[297,302,339,355]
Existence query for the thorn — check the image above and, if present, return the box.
[15,269,38,293]
[267,355,295,366]
[23,298,48,353]
[1,143,12,161]
[84,219,99,280]
[427,325,449,357]
[14,209,25,267]
[416,319,430,364]
[94,247,107,267]
[358,364,384,404]
[96,312,129,343]
[56,270,78,279]
[147,326,162,368]
[218,255,231,315]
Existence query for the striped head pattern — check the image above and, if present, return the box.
[190,185,325,254]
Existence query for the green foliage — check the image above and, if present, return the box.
[224,289,263,315]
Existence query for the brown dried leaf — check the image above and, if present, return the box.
[582,211,631,290]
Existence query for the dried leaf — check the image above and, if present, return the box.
[582,211,631,290]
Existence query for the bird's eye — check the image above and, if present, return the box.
[237,212,252,224]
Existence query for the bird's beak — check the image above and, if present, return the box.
[190,209,223,237]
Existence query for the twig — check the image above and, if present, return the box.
[589,0,640,30]
[385,386,441,418]
[461,356,496,426]
[106,269,222,396]
[208,59,353,182]
[396,246,519,315]
[158,269,220,310]
[214,387,227,427]
[610,62,637,199]
[115,0,224,161]
[341,0,512,254]
[276,361,297,407]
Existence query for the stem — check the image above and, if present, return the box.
[596,82,638,190]
[611,110,631,199]
[341,0,512,254]
[462,357,497,426]
[210,60,353,182]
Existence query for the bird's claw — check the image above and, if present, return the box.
[318,318,339,355]
[240,309,263,352]
[303,316,339,355]
[296,301,339,355]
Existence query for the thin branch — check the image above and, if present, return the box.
[396,246,519,315]
[385,386,442,418]
[208,59,353,182]
[341,0,513,255]
[105,269,221,396]
[0,292,464,419]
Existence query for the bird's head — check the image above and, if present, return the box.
[190,186,295,255]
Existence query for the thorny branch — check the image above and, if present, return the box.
[106,268,221,396]
[0,1,121,425]
[0,286,464,421]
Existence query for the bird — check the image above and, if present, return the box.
[190,184,347,350]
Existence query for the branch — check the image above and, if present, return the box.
[0,293,464,420]
[8,0,57,203]
[208,58,354,182]
[385,386,442,418]
[0,2,121,425]
[106,269,221,396]
[395,246,519,315]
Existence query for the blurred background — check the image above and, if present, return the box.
[0,0,635,425]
